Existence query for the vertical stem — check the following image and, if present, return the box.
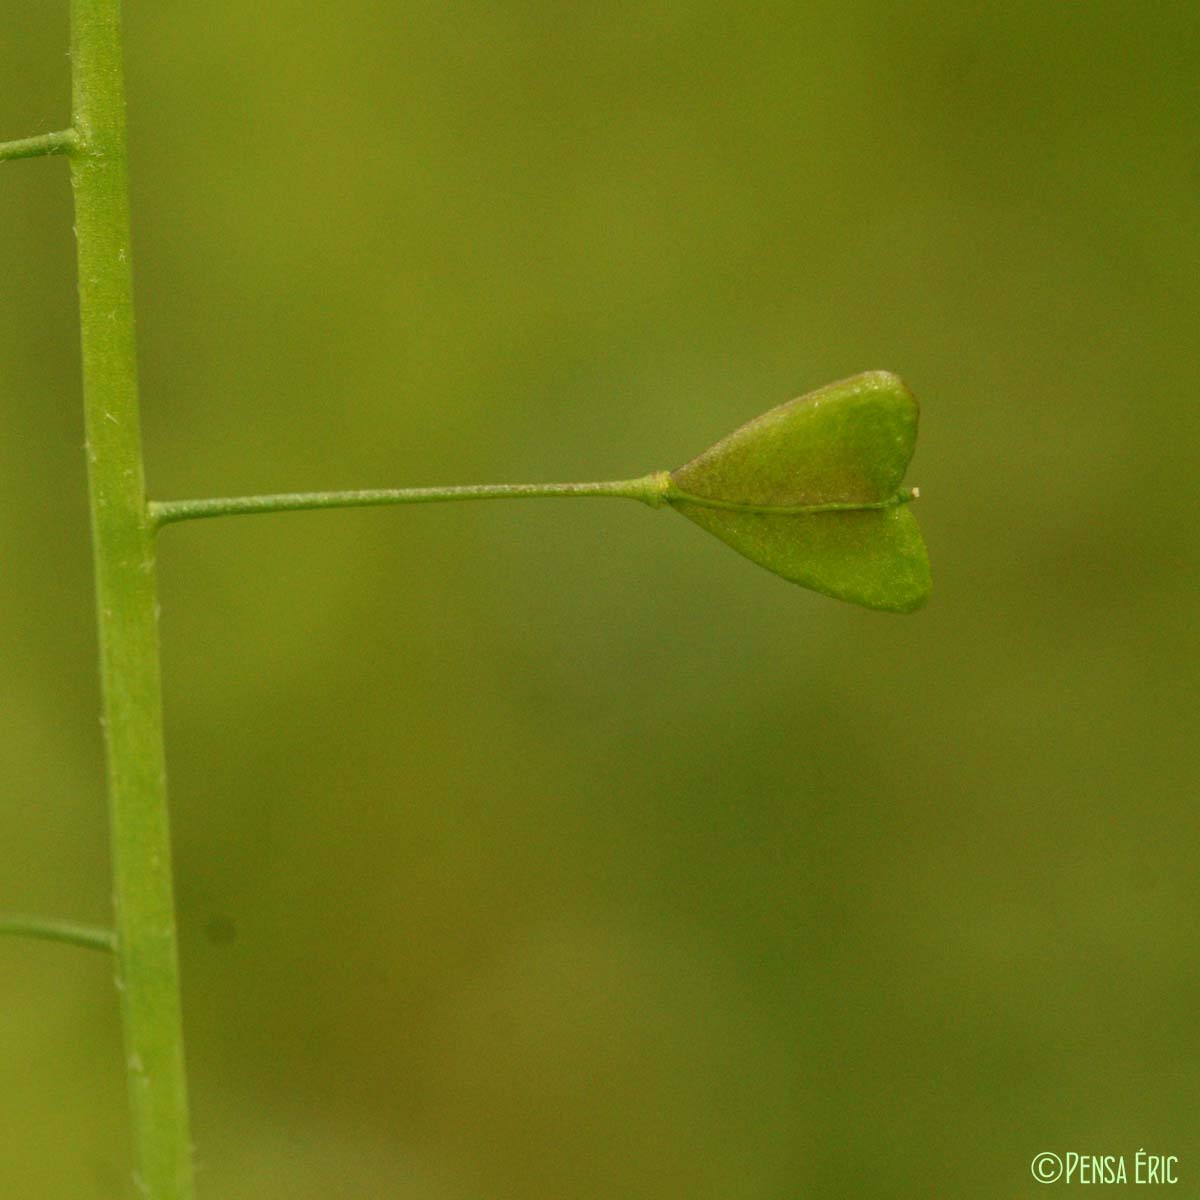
[69,2,195,1197]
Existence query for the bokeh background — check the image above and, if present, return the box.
[3,3,1198,1196]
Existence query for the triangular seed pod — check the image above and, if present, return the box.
[666,371,932,612]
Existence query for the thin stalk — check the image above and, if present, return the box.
[0,914,116,953]
[149,476,919,529]
[150,473,670,527]
[0,128,79,161]
[69,2,194,1198]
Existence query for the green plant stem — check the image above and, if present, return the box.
[0,128,79,161]
[0,914,116,953]
[150,476,920,529]
[150,473,671,527]
[69,2,194,1198]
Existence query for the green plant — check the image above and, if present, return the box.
[1,6,929,1198]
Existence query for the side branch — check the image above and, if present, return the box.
[149,473,671,528]
[0,129,79,162]
[0,914,117,953]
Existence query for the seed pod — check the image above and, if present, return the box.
[666,371,931,612]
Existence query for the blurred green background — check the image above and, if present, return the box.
[3,3,1198,1196]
